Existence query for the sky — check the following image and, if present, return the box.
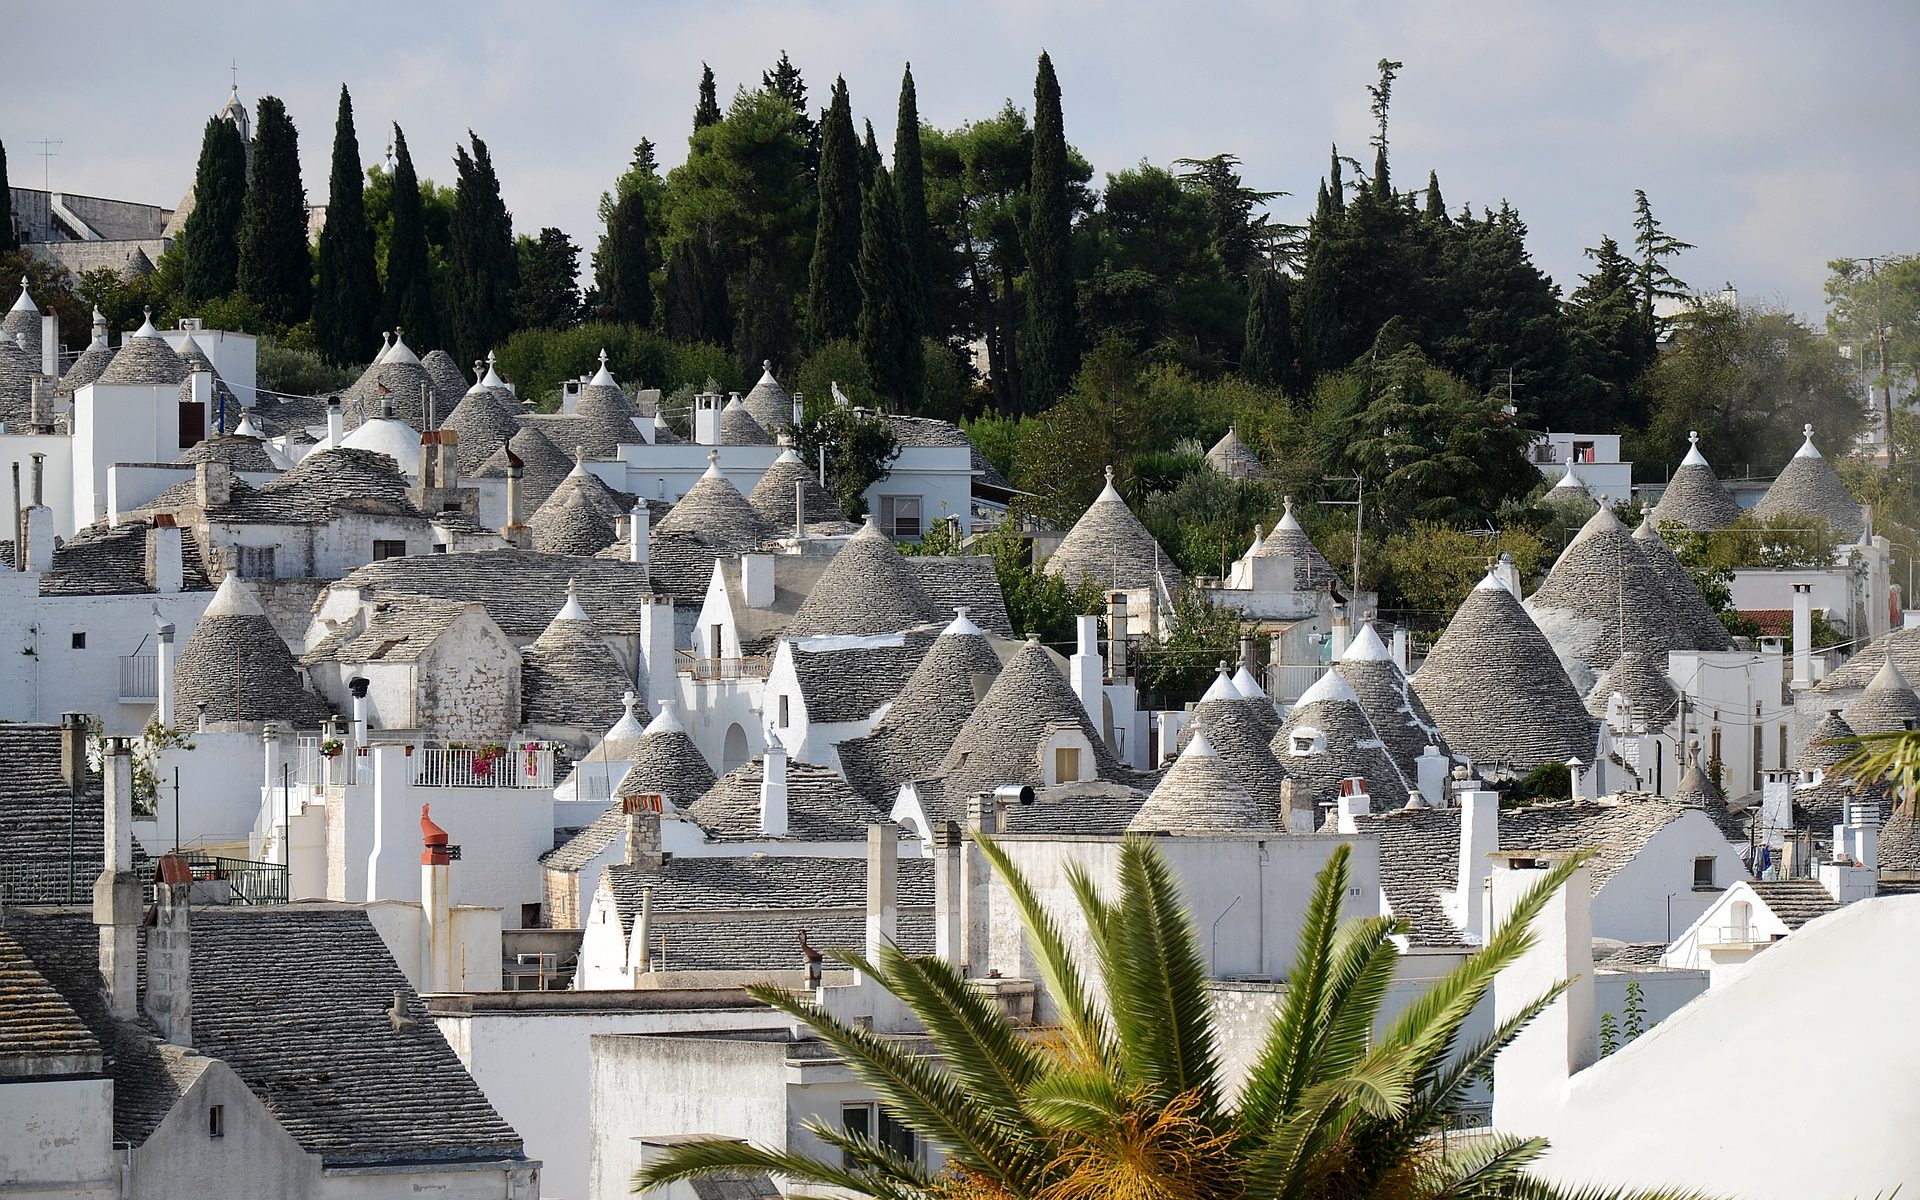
[9,0,1917,322]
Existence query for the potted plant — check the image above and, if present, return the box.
[472,742,507,778]
[319,738,344,759]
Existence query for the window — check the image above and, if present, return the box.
[207,1105,224,1139]
[1693,856,1717,890]
[878,494,923,538]
[1573,440,1595,463]
[778,695,790,728]
[1710,727,1722,770]
[1053,746,1081,783]
[709,624,725,660]
[372,539,408,561]
[69,631,86,650]
[842,1104,917,1168]
[234,545,276,578]
[1778,724,1788,770]
[1752,730,1764,792]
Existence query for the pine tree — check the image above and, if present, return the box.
[694,64,722,132]
[596,187,654,327]
[734,254,797,375]
[893,65,933,337]
[1567,234,1646,428]
[807,77,862,346]
[763,51,817,177]
[1423,170,1446,223]
[1242,269,1294,390]
[314,85,382,364]
[1367,59,1402,201]
[856,166,921,410]
[180,117,248,304]
[1632,189,1693,355]
[448,131,517,366]
[0,141,14,253]
[1022,51,1078,410]
[382,125,438,349]
[512,227,580,330]
[665,235,730,345]
[236,95,312,326]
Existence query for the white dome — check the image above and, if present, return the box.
[341,416,423,474]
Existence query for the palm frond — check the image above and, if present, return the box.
[1020,1063,1127,1135]
[975,834,1113,1068]
[1235,842,1352,1132]
[1240,1059,1415,1198]
[741,983,1049,1194]
[633,1132,923,1199]
[1831,729,1920,811]
[1430,1131,1552,1199]
[1501,1175,1727,1200]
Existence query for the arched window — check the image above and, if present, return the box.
[722,723,750,773]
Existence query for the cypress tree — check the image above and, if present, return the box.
[236,96,312,326]
[383,125,438,349]
[314,85,381,364]
[859,120,881,191]
[0,141,14,253]
[893,65,933,337]
[511,227,581,330]
[179,117,247,303]
[665,235,730,345]
[762,51,817,178]
[1242,269,1294,390]
[856,166,920,410]
[597,187,654,327]
[807,78,861,346]
[735,254,797,374]
[448,131,517,367]
[1423,170,1446,223]
[1022,51,1078,410]
[694,64,722,132]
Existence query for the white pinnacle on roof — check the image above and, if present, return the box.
[1795,424,1821,459]
[1232,662,1267,700]
[1096,463,1122,502]
[1201,663,1241,704]
[642,700,686,736]
[204,572,267,618]
[942,606,984,637]
[701,449,724,480]
[383,329,419,366]
[89,307,107,345]
[1275,495,1304,531]
[1340,622,1394,663]
[1473,569,1507,593]
[555,578,590,624]
[1181,728,1218,760]
[1681,429,1708,467]
[1295,665,1362,708]
[589,349,616,388]
[233,411,264,438]
[773,445,804,466]
[1553,461,1586,491]
[480,351,506,389]
[9,277,32,313]
[132,308,162,339]
[1242,524,1265,559]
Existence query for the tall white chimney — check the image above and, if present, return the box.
[1449,784,1501,943]
[1490,855,1596,1132]
[326,395,344,449]
[421,804,455,992]
[865,823,898,957]
[1416,744,1448,812]
[95,737,140,1020]
[628,503,649,568]
[760,744,789,837]
[1069,613,1103,723]
[155,609,177,725]
[1791,583,1813,690]
[40,309,58,379]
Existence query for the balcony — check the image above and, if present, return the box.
[680,653,772,682]
[119,653,158,703]
[413,745,555,790]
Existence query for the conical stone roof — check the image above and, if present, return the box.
[612,705,716,813]
[1336,624,1454,779]
[1173,672,1290,823]
[174,574,331,727]
[1585,647,1679,724]
[0,335,36,426]
[1880,804,1920,873]
[531,491,618,557]
[1129,732,1274,834]
[836,608,1005,806]
[786,519,931,637]
[475,425,574,513]
[748,448,850,531]
[1254,496,1339,590]
[441,385,525,475]
[521,583,634,728]
[1671,759,1744,840]
[419,350,470,414]
[1526,505,1684,689]
[935,638,1123,798]
[1631,516,1733,651]
[1843,658,1920,735]
[570,351,641,455]
[2,277,41,363]
[1273,668,1408,811]
[717,395,773,446]
[1752,426,1864,540]
[1205,425,1267,480]
[177,433,279,473]
[1411,572,1597,772]
[740,363,794,436]
[1043,466,1184,594]
[98,313,187,386]
[341,333,435,430]
[175,332,239,412]
[58,311,116,396]
[1796,710,1857,776]
[1649,432,1742,532]
[653,452,773,548]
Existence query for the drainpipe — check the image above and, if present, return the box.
[154,611,176,725]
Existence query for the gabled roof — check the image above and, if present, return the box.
[1500,799,1714,889]
[786,632,931,724]
[1351,805,1464,945]
[37,518,213,597]
[1042,466,1184,594]
[178,433,280,473]
[0,927,99,1069]
[740,363,793,435]
[933,638,1127,800]
[1751,426,1864,539]
[686,757,891,841]
[97,313,187,387]
[1253,496,1340,590]
[1631,516,1733,651]
[302,594,478,665]
[332,550,657,638]
[1745,879,1840,930]
[1843,657,1920,734]
[1411,572,1597,772]
[1129,731,1275,834]
[1205,425,1267,480]
[1649,432,1743,532]
[0,724,106,903]
[786,520,933,637]
[521,584,635,728]
[174,575,332,726]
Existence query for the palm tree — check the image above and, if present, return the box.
[1833,728,1920,811]
[636,837,1712,1200]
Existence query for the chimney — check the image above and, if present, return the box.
[1416,744,1449,811]
[1334,777,1371,832]
[30,451,44,506]
[146,855,193,1045]
[23,498,51,573]
[629,503,649,567]
[195,459,232,510]
[348,676,371,745]
[622,793,663,867]
[1451,783,1501,943]
[28,377,44,430]
[12,461,23,571]
[1069,613,1103,724]
[633,885,654,979]
[40,308,57,379]
[1489,854,1596,1132]
[154,608,177,725]
[325,395,344,449]
[1820,794,1880,903]
[1330,608,1351,660]
[438,430,459,491]
[866,823,898,958]
[60,712,88,792]
[418,430,438,489]
[190,369,213,432]
[1391,627,1410,673]
[1106,591,1130,683]
[1493,552,1522,598]
[791,383,804,430]
[793,479,805,542]
[499,449,526,547]
[759,743,789,837]
[147,513,183,594]
[740,552,775,609]
[1791,583,1813,690]
[95,737,140,1020]
[420,805,454,992]
[931,819,963,962]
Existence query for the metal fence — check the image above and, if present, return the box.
[413,746,555,789]
[119,654,158,702]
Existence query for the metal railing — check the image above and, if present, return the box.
[143,854,289,906]
[1697,924,1763,948]
[679,653,772,681]
[119,653,158,702]
[413,746,555,789]
[0,860,87,905]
